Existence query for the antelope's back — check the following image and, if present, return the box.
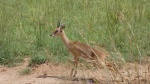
[73,41,93,56]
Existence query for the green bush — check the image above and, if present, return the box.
[29,54,47,66]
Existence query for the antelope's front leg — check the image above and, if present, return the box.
[69,57,79,77]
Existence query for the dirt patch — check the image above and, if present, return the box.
[0,58,150,84]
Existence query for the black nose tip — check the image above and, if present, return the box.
[51,34,54,36]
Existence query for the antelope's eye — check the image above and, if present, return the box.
[54,30,58,34]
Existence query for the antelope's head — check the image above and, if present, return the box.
[51,21,65,37]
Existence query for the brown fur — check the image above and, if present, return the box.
[51,23,120,77]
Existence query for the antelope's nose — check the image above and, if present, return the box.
[51,34,54,37]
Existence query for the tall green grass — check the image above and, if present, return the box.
[0,0,149,66]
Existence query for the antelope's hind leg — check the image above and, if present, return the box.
[106,62,122,77]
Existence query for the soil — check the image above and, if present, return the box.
[0,58,150,84]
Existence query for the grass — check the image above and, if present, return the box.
[0,0,149,66]
[28,53,47,66]
[19,68,31,75]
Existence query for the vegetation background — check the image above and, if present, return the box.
[0,0,150,66]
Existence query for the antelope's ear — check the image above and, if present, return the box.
[57,21,60,28]
[61,24,65,29]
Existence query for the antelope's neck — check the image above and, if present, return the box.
[60,31,72,47]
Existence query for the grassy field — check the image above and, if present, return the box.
[0,0,150,66]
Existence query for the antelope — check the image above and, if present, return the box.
[51,22,120,77]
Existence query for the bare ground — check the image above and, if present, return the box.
[0,58,150,84]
